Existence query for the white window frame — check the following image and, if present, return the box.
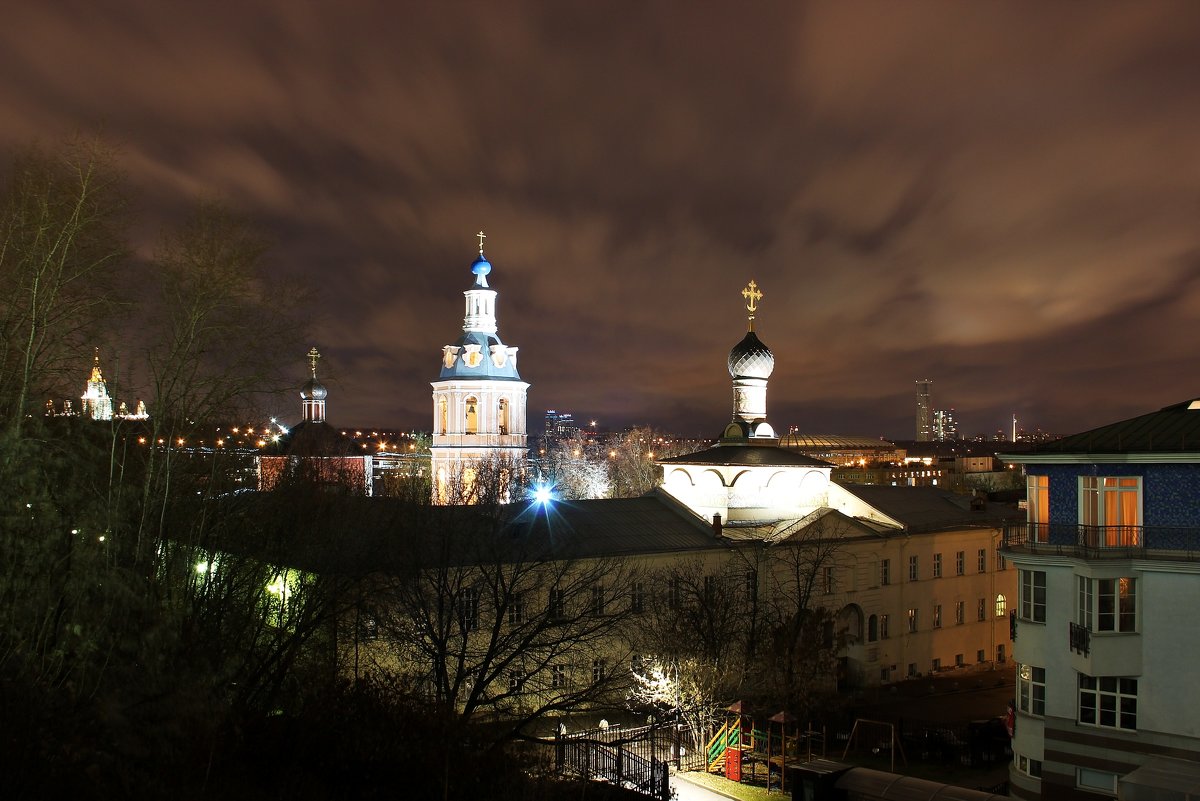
[1078,674,1137,731]
[1017,663,1045,716]
[1079,476,1142,546]
[1020,570,1047,623]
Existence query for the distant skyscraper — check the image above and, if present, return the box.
[81,348,114,421]
[933,408,957,442]
[915,379,933,441]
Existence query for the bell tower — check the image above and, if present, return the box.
[430,233,529,504]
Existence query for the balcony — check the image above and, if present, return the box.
[1002,522,1200,560]
[1069,622,1090,656]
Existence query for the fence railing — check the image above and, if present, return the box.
[556,724,671,800]
[1069,621,1091,656]
[1003,522,1200,558]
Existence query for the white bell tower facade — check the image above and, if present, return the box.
[430,234,529,504]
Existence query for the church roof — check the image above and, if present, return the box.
[659,443,832,468]
[437,331,524,381]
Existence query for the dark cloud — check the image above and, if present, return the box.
[3,0,1199,438]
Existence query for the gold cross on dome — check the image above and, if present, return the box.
[741,280,763,330]
[307,346,321,377]
[477,230,486,254]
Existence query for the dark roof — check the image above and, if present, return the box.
[835,484,1016,533]
[266,421,363,457]
[517,496,726,559]
[1009,398,1200,455]
[659,444,832,468]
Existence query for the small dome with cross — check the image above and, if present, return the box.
[728,331,774,379]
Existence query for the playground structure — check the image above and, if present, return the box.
[704,702,828,794]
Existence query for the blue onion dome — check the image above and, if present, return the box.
[471,253,492,283]
[301,377,328,400]
[727,331,775,379]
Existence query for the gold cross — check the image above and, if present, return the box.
[477,230,486,254]
[307,346,321,377]
[741,280,763,313]
[741,280,763,331]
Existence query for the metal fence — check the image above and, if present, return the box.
[556,724,671,800]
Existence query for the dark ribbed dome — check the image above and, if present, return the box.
[727,331,774,379]
[301,378,328,400]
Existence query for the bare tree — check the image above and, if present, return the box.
[607,427,699,498]
[363,463,639,739]
[0,137,127,437]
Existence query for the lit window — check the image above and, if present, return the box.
[879,614,890,640]
[995,594,1007,618]
[907,608,918,633]
[1018,663,1046,716]
[1079,675,1137,730]
[1027,475,1049,540]
[1080,477,1141,546]
[1078,576,1136,632]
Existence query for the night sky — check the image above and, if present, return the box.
[5,1,1200,439]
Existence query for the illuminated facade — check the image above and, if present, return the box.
[430,236,529,503]
[1001,400,1200,800]
[80,348,114,421]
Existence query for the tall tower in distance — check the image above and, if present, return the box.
[430,233,529,504]
[915,379,933,442]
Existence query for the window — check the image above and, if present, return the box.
[1020,570,1047,622]
[955,601,965,625]
[977,548,986,573]
[630,582,645,614]
[880,666,892,682]
[497,398,509,434]
[977,598,987,621]
[1017,754,1043,778]
[1028,475,1049,539]
[508,592,525,625]
[703,575,718,604]
[509,669,524,692]
[955,653,964,667]
[744,570,758,603]
[879,614,890,639]
[933,553,942,578]
[1079,675,1137,730]
[1099,578,1136,632]
[551,664,566,689]
[868,615,878,642]
[880,559,890,586]
[591,585,605,617]
[548,588,565,620]
[995,594,1007,618]
[1077,576,1137,632]
[459,587,480,631]
[1018,664,1046,716]
[933,604,942,628]
[592,658,607,683]
[977,649,986,663]
[997,549,1007,570]
[1080,476,1141,545]
[931,657,941,672]
[823,566,835,594]
[955,550,964,576]
[908,555,919,581]
[907,663,917,678]
[907,608,918,633]
[667,577,681,610]
[1077,767,1117,794]
[997,644,1006,663]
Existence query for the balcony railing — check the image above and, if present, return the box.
[1002,522,1200,559]
[1069,622,1091,656]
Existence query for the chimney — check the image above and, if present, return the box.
[712,513,723,537]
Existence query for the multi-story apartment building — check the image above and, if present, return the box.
[1001,399,1200,800]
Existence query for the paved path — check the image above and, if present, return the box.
[670,771,741,801]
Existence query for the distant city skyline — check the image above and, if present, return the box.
[5,2,1199,439]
